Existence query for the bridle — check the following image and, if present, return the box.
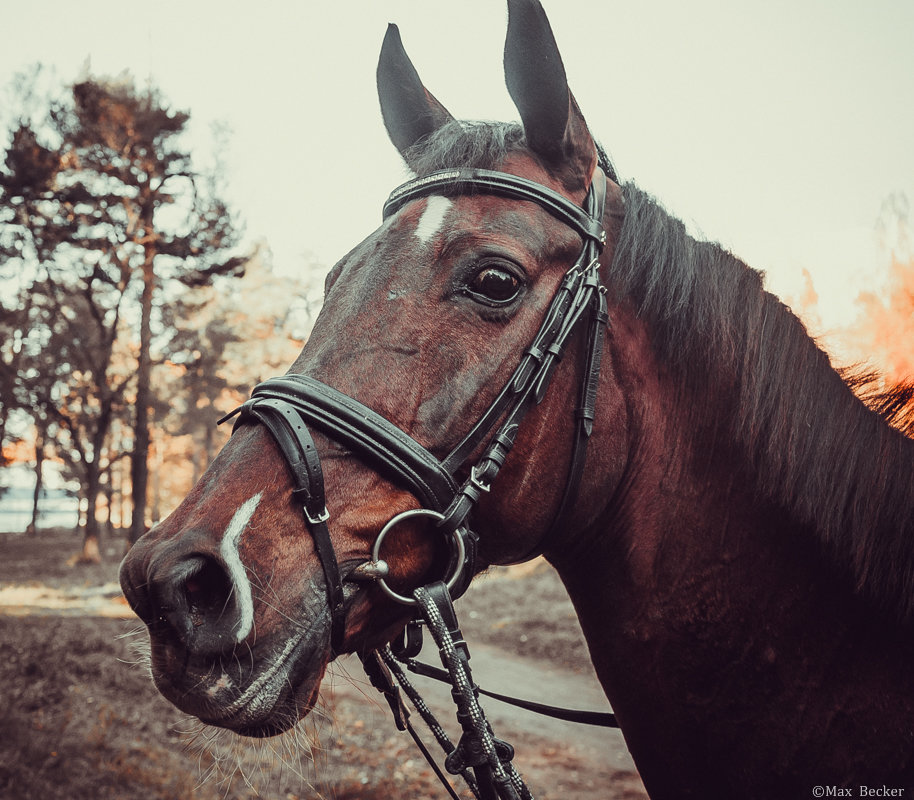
[219,165,613,798]
[222,165,609,631]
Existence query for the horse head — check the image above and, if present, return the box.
[119,0,628,738]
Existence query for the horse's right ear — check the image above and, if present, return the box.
[377,24,454,165]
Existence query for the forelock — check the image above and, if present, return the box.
[404,120,528,176]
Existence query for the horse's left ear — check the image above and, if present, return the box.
[377,23,455,166]
[504,0,597,190]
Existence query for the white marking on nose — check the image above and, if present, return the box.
[414,196,453,244]
[220,490,263,643]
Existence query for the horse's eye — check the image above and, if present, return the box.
[467,266,522,306]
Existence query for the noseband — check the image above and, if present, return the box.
[221,166,609,651]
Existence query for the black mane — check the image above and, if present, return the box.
[410,120,914,620]
[613,186,914,617]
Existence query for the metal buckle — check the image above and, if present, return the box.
[305,506,330,525]
[469,465,491,494]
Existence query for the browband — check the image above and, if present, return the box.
[383,168,606,246]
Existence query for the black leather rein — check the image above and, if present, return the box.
[220,165,610,653]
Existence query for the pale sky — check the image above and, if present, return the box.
[3,0,913,345]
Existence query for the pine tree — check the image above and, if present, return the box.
[0,71,245,556]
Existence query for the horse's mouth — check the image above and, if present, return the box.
[150,629,327,737]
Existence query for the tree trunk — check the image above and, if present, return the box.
[150,429,161,525]
[130,255,155,544]
[73,392,116,562]
[26,428,45,536]
[102,470,114,537]
[73,460,103,564]
[120,454,131,532]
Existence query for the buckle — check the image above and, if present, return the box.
[469,465,492,494]
[305,506,330,525]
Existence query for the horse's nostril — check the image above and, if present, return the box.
[185,557,233,619]
[138,553,243,656]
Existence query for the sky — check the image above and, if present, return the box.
[3,0,913,343]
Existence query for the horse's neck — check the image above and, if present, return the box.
[549,430,914,797]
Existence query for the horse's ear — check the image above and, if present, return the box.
[504,0,596,189]
[377,23,455,165]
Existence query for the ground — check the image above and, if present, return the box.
[0,528,647,800]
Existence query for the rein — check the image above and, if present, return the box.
[219,166,616,797]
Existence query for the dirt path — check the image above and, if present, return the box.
[0,529,647,799]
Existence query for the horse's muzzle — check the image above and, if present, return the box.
[119,526,331,736]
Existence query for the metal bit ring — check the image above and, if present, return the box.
[371,508,467,606]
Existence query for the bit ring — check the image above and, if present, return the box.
[371,508,467,606]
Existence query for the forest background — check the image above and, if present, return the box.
[1,0,912,562]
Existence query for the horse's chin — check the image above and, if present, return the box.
[148,627,329,738]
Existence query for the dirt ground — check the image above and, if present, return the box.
[0,528,647,800]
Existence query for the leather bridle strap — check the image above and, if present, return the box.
[242,375,459,511]
[383,168,606,247]
[427,169,610,546]
[224,397,346,652]
[220,375,468,650]
[547,174,610,538]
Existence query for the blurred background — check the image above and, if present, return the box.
[1,0,912,563]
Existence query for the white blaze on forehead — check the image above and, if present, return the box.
[414,196,453,244]
[220,490,263,643]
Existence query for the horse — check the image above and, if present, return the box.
[119,0,914,796]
